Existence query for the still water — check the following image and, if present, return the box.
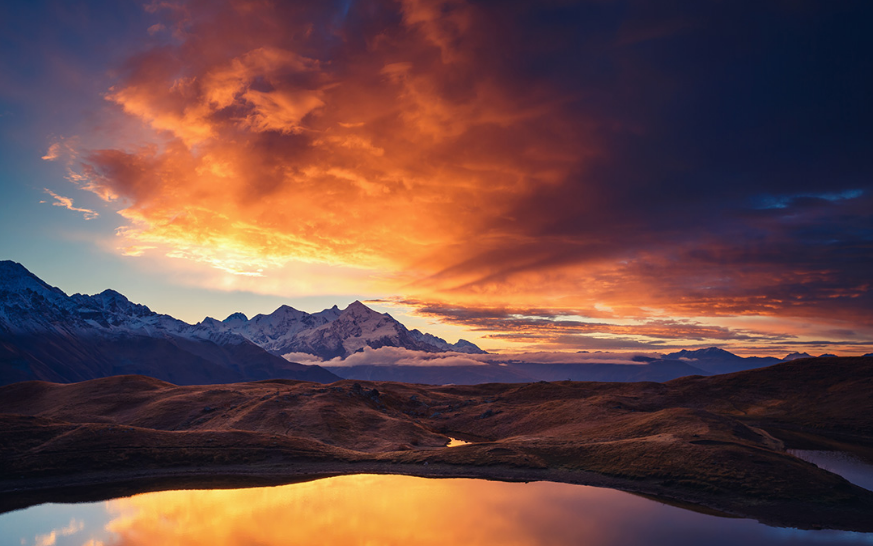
[789,450,873,492]
[2,474,872,546]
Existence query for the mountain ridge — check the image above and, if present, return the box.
[0,261,851,387]
[0,261,340,386]
[194,299,485,359]
[0,261,484,386]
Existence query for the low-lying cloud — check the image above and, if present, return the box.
[289,346,649,368]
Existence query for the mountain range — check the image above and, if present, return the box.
[322,337,847,385]
[322,359,712,384]
[0,260,844,387]
[210,300,485,360]
[0,261,481,386]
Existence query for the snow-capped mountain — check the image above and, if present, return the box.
[214,304,342,355]
[199,300,486,360]
[0,260,484,385]
[408,329,487,354]
[783,352,814,361]
[284,301,442,359]
[0,261,339,386]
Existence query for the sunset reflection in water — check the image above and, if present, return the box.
[6,474,873,546]
[103,475,613,546]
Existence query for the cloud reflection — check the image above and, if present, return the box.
[93,474,864,546]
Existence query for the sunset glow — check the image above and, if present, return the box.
[10,475,833,546]
[1,0,871,355]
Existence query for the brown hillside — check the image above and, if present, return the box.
[1,357,872,532]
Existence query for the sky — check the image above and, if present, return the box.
[0,0,871,357]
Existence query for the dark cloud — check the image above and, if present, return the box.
[36,0,873,350]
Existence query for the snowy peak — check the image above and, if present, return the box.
[0,261,342,385]
[205,300,485,360]
[223,312,248,324]
[283,301,486,359]
[0,261,196,337]
[199,317,224,328]
[288,301,422,359]
[314,305,342,322]
[0,260,485,362]
[215,304,336,355]
[783,352,813,361]
[340,300,383,321]
[271,304,306,317]
[76,289,154,317]
[0,261,68,304]
[408,329,488,354]
[453,339,486,353]
[332,301,406,337]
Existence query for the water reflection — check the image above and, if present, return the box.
[2,475,873,546]
[446,437,471,447]
[789,450,873,492]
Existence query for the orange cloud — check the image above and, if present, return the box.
[59,0,871,352]
[42,143,61,161]
[72,2,573,279]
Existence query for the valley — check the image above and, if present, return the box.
[1,356,872,532]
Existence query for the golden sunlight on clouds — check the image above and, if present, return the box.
[49,0,871,351]
[64,2,578,283]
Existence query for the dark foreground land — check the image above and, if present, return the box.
[1,357,872,532]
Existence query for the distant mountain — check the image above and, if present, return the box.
[408,329,487,355]
[0,261,484,386]
[663,347,782,375]
[329,347,800,386]
[278,301,484,359]
[510,360,710,382]
[0,261,339,386]
[196,304,341,355]
[326,359,709,385]
[0,261,823,388]
[200,299,485,360]
[327,363,534,384]
[783,352,813,361]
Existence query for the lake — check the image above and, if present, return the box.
[2,474,872,546]
[789,450,873,492]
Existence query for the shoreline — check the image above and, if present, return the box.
[3,359,873,533]
[2,460,872,533]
